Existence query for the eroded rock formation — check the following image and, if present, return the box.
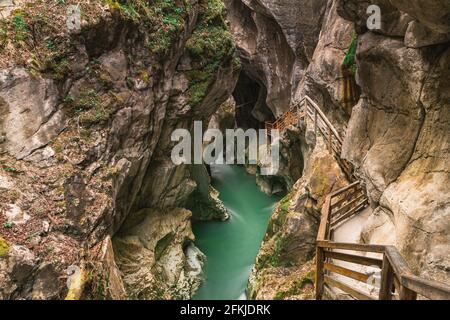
[0,0,238,299]
[1,0,448,300]
[232,0,450,298]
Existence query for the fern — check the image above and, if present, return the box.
[342,33,357,69]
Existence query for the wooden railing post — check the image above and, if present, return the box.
[379,254,394,300]
[314,108,318,135]
[328,126,332,153]
[399,285,417,300]
[315,246,325,300]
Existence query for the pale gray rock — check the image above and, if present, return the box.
[225,0,327,117]
[389,0,450,34]
[405,20,450,48]
[338,2,450,283]
[0,68,65,159]
[0,244,37,299]
[113,208,200,300]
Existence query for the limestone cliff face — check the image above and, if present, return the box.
[225,0,327,119]
[248,120,348,300]
[234,0,450,298]
[338,0,450,284]
[0,0,238,299]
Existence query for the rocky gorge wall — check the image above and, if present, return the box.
[0,0,238,299]
[0,0,448,301]
[224,0,450,298]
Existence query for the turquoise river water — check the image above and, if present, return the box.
[192,164,281,300]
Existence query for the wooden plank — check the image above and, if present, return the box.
[317,241,386,253]
[324,251,383,268]
[328,126,332,153]
[401,274,450,300]
[379,255,394,300]
[399,285,417,300]
[331,193,366,218]
[331,145,341,157]
[330,181,361,198]
[330,200,368,228]
[384,246,413,278]
[393,274,401,294]
[383,246,450,300]
[324,276,375,300]
[305,96,343,144]
[314,108,318,135]
[316,247,325,300]
[330,189,363,209]
[317,196,331,241]
[324,262,370,283]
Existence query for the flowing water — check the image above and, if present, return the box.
[192,164,281,300]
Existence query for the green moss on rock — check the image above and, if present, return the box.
[184,0,235,107]
[273,269,315,300]
[106,0,188,55]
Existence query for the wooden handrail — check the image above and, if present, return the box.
[269,95,450,299]
[317,240,386,253]
[265,95,354,178]
[315,183,450,300]
[304,96,342,145]
[401,274,450,300]
[329,181,360,197]
[316,196,331,241]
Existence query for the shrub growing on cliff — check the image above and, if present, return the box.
[184,0,235,107]
[342,33,358,75]
[273,269,315,300]
[106,0,188,55]
[11,12,29,41]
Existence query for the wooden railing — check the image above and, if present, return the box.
[265,96,353,178]
[268,95,450,299]
[317,181,368,241]
[316,183,450,300]
[265,101,305,133]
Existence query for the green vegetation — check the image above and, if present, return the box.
[106,0,188,55]
[2,166,18,173]
[273,270,315,300]
[3,222,13,229]
[0,1,189,76]
[279,195,291,212]
[268,237,286,267]
[74,90,101,111]
[266,194,291,238]
[185,0,235,107]
[0,0,235,111]
[256,236,288,269]
[83,265,107,300]
[46,57,71,80]
[185,70,214,107]
[11,11,29,42]
[0,4,79,80]
[342,33,358,75]
[63,89,116,126]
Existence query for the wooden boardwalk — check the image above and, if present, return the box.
[267,96,450,300]
[265,96,353,178]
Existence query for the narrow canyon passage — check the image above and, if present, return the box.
[193,165,281,300]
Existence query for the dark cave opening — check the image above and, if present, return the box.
[232,71,275,130]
